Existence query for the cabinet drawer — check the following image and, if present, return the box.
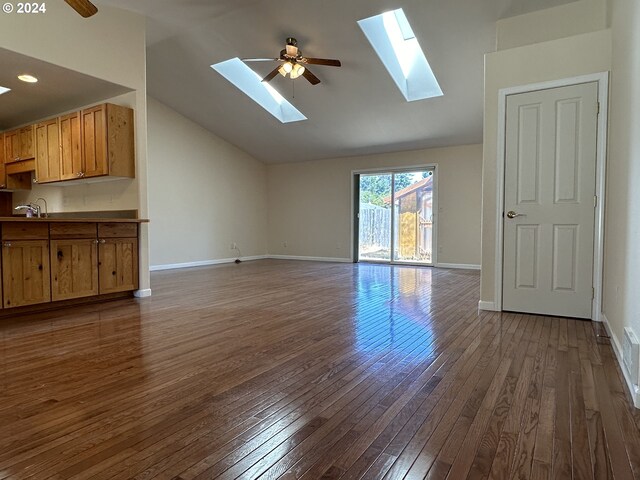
[98,223,137,238]
[2,223,49,240]
[50,223,97,239]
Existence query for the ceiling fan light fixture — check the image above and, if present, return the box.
[290,63,306,79]
[282,62,293,74]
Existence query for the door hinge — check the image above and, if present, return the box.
[592,287,595,299]
[597,102,600,115]
[594,195,598,208]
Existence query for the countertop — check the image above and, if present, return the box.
[0,217,149,223]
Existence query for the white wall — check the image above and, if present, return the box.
[147,97,268,268]
[0,3,150,291]
[480,29,611,305]
[267,144,482,266]
[496,0,608,50]
[602,0,640,392]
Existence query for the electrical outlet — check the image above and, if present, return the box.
[283,241,287,248]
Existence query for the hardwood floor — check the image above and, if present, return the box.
[0,259,639,479]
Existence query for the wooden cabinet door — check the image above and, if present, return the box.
[59,112,83,181]
[2,240,51,308]
[98,238,138,294]
[35,119,61,184]
[20,125,35,160]
[0,135,5,189]
[50,239,99,301]
[82,105,108,178]
[4,130,21,163]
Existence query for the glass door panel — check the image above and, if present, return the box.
[393,170,434,264]
[358,173,392,262]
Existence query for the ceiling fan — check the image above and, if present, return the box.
[63,0,98,17]
[243,37,341,86]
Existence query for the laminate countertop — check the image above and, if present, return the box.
[0,217,149,223]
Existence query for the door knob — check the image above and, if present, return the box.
[506,211,525,219]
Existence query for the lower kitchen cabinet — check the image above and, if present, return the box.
[50,239,99,301]
[2,240,51,308]
[98,238,138,294]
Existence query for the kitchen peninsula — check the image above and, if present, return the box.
[0,216,148,315]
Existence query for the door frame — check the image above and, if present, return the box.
[351,164,438,266]
[494,72,609,321]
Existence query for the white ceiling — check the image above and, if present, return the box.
[3,0,579,163]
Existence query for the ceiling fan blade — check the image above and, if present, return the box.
[302,68,321,86]
[63,0,98,17]
[242,58,281,62]
[302,57,341,67]
[262,66,281,83]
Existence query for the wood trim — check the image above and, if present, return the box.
[0,291,132,317]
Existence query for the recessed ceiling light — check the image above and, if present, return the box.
[211,58,306,124]
[0,86,10,95]
[18,74,38,83]
[358,8,443,102]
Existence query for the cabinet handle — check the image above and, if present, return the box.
[99,239,106,244]
[94,239,99,244]
[33,178,38,184]
[0,185,5,189]
[3,242,11,248]
[14,156,20,161]
[76,172,85,178]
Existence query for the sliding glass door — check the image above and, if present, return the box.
[357,168,435,265]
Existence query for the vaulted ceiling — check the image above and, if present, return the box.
[97,0,577,163]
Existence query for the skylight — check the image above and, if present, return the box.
[211,58,306,124]
[0,86,10,95]
[358,8,443,102]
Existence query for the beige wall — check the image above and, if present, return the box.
[267,144,482,265]
[0,3,150,291]
[147,97,268,267]
[496,0,608,50]
[480,29,611,305]
[602,0,640,380]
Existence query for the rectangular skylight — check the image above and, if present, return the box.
[211,58,306,124]
[0,86,10,95]
[358,8,443,102]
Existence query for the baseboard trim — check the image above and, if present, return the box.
[478,300,498,311]
[268,255,353,263]
[435,263,481,270]
[601,313,640,408]
[150,255,268,271]
[134,289,152,298]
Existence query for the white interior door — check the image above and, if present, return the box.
[503,82,598,319]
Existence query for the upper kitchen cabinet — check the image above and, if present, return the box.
[34,118,61,184]
[0,135,5,189]
[82,104,135,179]
[59,112,83,181]
[4,126,35,163]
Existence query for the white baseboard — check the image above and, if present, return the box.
[601,313,640,408]
[268,255,352,263]
[134,289,152,298]
[150,255,268,271]
[478,300,498,311]
[435,263,481,270]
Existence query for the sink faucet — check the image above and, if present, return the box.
[15,203,40,218]
[33,198,48,218]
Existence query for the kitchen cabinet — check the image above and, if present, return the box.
[82,104,135,179]
[50,223,99,301]
[59,112,83,181]
[97,223,138,294]
[0,135,5,189]
[2,223,51,308]
[34,118,61,184]
[4,126,35,163]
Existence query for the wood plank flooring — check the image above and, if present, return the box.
[0,259,639,479]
